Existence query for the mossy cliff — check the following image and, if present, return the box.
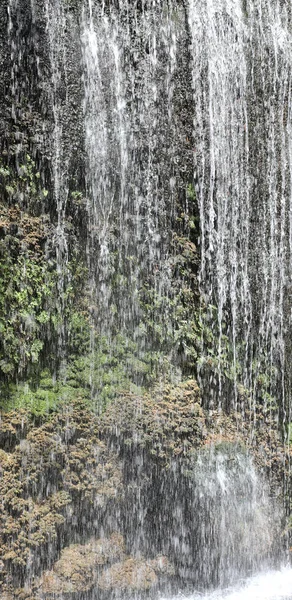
[0,92,289,600]
[0,0,203,409]
[0,0,291,597]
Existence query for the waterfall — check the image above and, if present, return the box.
[12,0,292,404]
[188,0,249,410]
[1,0,292,597]
[188,0,292,420]
[5,0,292,396]
[182,449,276,587]
[80,0,188,336]
[161,567,292,600]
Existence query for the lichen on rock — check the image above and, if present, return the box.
[38,533,126,595]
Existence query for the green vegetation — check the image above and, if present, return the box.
[0,156,205,413]
[0,156,279,422]
[0,155,88,407]
[0,241,57,377]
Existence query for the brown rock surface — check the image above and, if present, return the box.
[97,556,175,592]
[0,382,287,598]
[38,533,125,594]
[98,558,158,592]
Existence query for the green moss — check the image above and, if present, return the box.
[1,372,91,416]
[0,243,57,378]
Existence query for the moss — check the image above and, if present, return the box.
[98,558,158,592]
[0,154,92,406]
[37,544,173,596]
[0,399,123,587]
[38,533,125,594]
[0,213,57,378]
[100,379,205,460]
[0,148,202,414]
[2,374,91,415]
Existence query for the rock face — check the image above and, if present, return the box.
[0,0,199,403]
[0,1,290,598]
[39,534,126,595]
[98,558,158,593]
[0,381,286,598]
[0,400,122,592]
[37,541,174,597]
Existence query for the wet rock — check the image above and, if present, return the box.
[0,388,286,597]
[98,558,158,592]
[101,379,205,460]
[0,400,123,585]
[34,538,175,597]
[149,556,175,576]
[38,533,125,594]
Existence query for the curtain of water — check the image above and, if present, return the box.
[8,0,292,421]
[185,449,276,587]
[43,0,69,358]
[188,0,249,412]
[6,0,193,389]
[4,0,291,594]
[81,0,183,337]
[188,0,292,422]
[121,446,278,590]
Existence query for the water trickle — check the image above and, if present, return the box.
[188,0,247,411]
[44,0,69,355]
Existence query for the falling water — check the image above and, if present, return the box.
[44,0,69,356]
[189,0,292,420]
[81,0,189,336]
[160,567,292,600]
[188,0,249,410]
[182,449,277,587]
[7,0,292,406]
[2,0,292,597]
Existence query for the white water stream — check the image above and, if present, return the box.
[10,0,292,415]
[161,568,292,600]
[188,0,292,416]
